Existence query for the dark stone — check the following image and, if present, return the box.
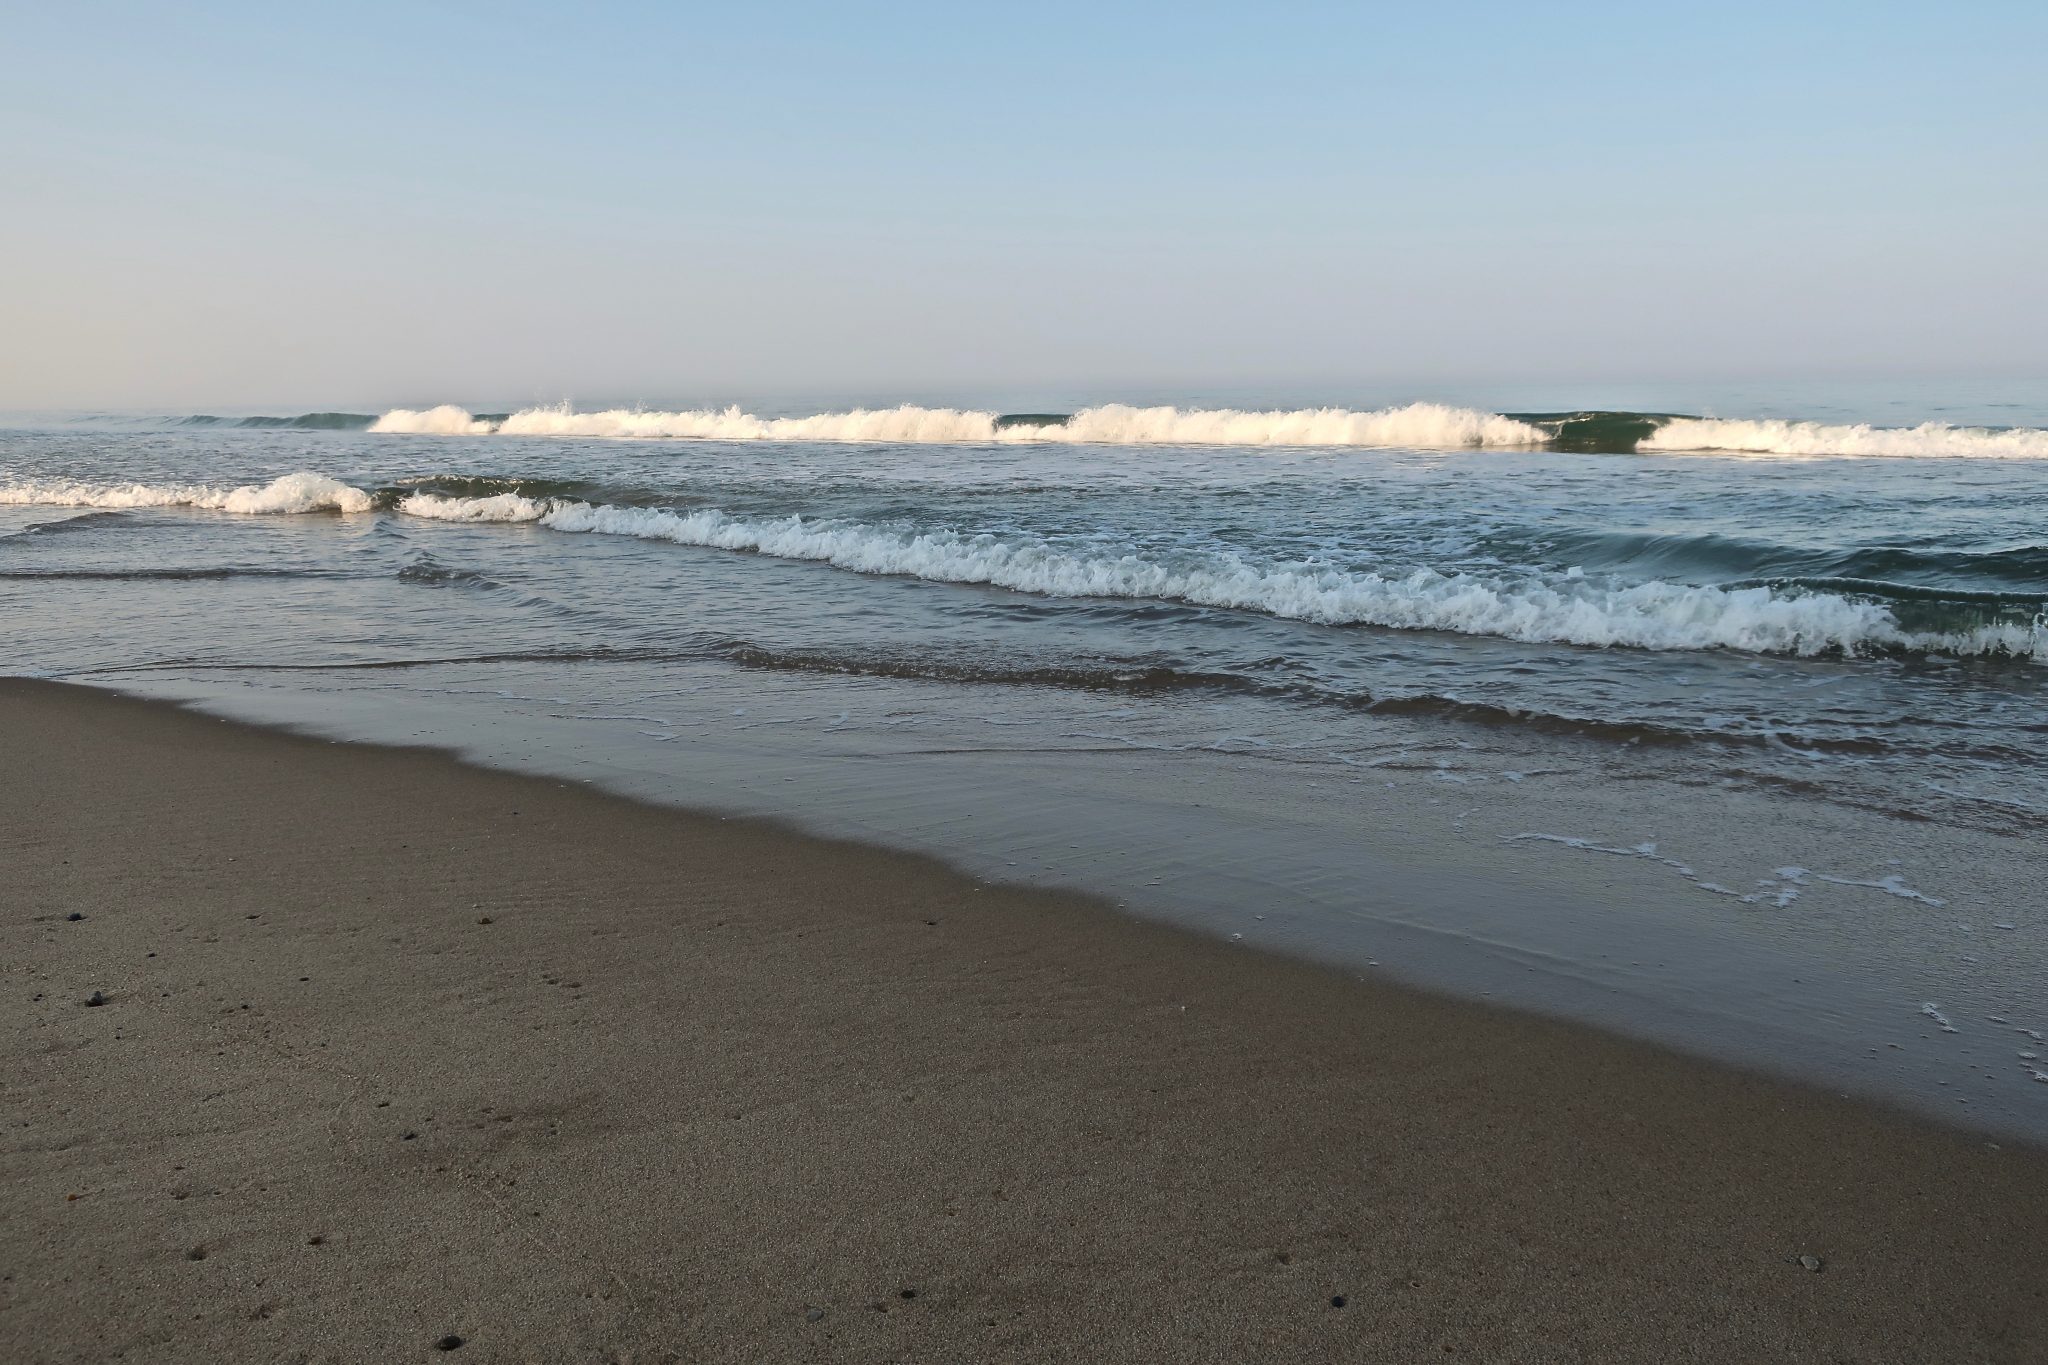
[1331,1296,1347,1309]
[66,913,84,922]
[805,1308,826,1322]
[187,1247,207,1261]
[900,1288,917,1300]
[435,1335,464,1351]
[85,991,106,1007]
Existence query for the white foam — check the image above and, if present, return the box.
[474,500,2041,659]
[1643,418,2048,459]
[0,472,372,515]
[1921,1002,1958,1033]
[500,404,1005,443]
[398,491,549,522]
[368,405,497,435]
[1508,837,1958,915]
[1814,873,1948,907]
[1049,403,1544,448]
[367,401,1547,449]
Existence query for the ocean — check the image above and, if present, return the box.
[4,392,2044,1137]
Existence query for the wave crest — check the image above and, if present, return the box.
[368,405,498,436]
[1643,418,2048,459]
[1052,402,1544,447]
[0,472,373,514]
[383,492,2038,660]
[367,402,1546,448]
[398,491,549,522]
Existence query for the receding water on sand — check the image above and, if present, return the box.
[82,650,2048,1142]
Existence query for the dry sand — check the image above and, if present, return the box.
[2,678,2043,1363]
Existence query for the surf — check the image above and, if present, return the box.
[361,402,2048,457]
[371,402,1550,448]
[391,491,2046,661]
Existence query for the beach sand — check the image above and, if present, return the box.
[3,678,2042,1363]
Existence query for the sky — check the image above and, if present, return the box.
[2,1,2044,411]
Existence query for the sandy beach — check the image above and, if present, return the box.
[3,677,2043,1363]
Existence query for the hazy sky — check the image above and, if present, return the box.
[4,1,2044,410]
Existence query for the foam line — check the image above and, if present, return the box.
[372,402,1548,448]
[393,493,2043,659]
[0,472,372,514]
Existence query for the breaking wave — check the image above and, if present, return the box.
[395,493,2044,660]
[44,405,2048,457]
[398,490,549,522]
[369,405,500,436]
[366,402,2048,456]
[0,472,373,514]
[372,402,1548,448]
[1642,418,2048,459]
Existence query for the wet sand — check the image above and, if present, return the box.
[3,678,2043,1363]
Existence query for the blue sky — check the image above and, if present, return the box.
[3,1,2043,409]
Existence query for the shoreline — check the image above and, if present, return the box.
[72,663,2048,1143]
[4,677,2044,1361]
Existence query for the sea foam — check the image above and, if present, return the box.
[1643,418,2048,459]
[398,491,549,522]
[368,405,498,435]
[370,402,1548,448]
[0,472,373,514]
[400,494,2042,659]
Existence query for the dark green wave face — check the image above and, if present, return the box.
[181,412,378,430]
[1504,412,1698,453]
[987,410,1694,452]
[1008,407,1958,454]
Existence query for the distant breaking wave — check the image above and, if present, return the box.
[1640,418,2048,459]
[373,402,1549,447]
[392,491,2044,660]
[53,405,2047,456]
[362,403,2048,457]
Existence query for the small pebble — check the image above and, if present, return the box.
[1798,1254,1823,1272]
[66,913,84,922]
[435,1335,464,1351]
[1331,1295,1347,1308]
[805,1307,826,1322]
[85,991,106,1007]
